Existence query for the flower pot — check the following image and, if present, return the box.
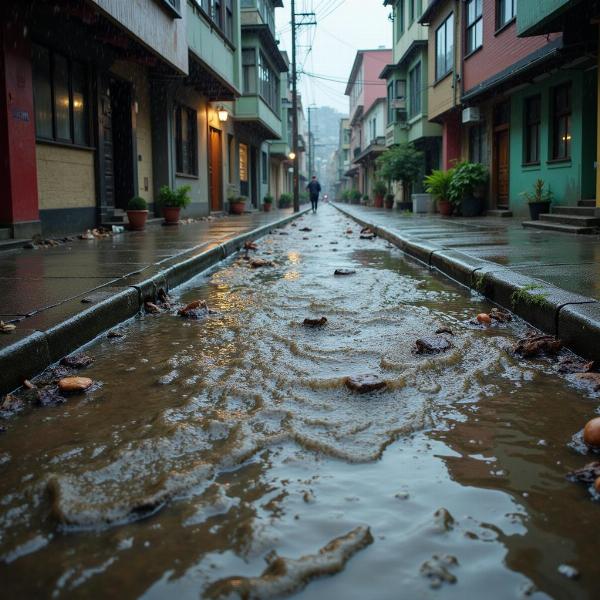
[528,201,551,221]
[397,201,412,211]
[374,195,384,208]
[437,199,452,216]
[127,210,148,231]
[461,196,483,217]
[264,202,272,212]
[412,193,432,214]
[162,206,181,225]
[384,198,395,209]
[230,201,246,215]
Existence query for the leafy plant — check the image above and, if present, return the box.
[521,179,553,204]
[511,284,550,308]
[235,195,248,203]
[263,194,274,204]
[423,169,454,203]
[341,190,351,202]
[279,193,293,208]
[373,180,388,197]
[127,196,147,211]
[350,189,362,202]
[158,185,192,209]
[448,162,488,206]
[227,184,240,201]
[385,193,395,202]
[376,143,424,188]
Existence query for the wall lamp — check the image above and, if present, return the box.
[217,106,229,122]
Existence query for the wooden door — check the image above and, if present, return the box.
[100,87,115,212]
[494,129,509,207]
[209,127,222,212]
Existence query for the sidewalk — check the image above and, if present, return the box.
[0,208,306,394]
[334,204,600,362]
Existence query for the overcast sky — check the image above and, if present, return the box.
[275,0,392,115]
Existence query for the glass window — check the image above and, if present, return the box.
[497,0,516,30]
[387,82,395,124]
[397,0,405,38]
[524,95,540,164]
[242,49,256,94]
[53,54,70,141]
[239,143,249,196]
[552,83,571,161]
[261,151,268,184]
[32,45,53,139]
[409,63,421,118]
[225,0,234,40]
[71,62,87,146]
[258,52,279,113]
[466,0,483,54]
[469,123,485,163]
[435,13,454,80]
[213,0,222,28]
[175,104,197,176]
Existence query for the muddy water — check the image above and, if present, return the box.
[1,205,600,599]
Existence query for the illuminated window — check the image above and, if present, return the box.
[175,104,198,176]
[552,83,571,161]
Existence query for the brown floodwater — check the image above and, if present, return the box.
[1,205,600,599]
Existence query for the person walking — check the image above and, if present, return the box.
[307,176,322,213]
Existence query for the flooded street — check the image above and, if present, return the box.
[2,205,600,599]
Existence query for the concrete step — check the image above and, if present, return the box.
[553,206,596,216]
[0,228,11,241]
[540,213,600,227]
[486,209,513,217]
[522,220,598,234]
[578,199,596,207]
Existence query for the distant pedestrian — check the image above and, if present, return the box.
[307,176,322,213]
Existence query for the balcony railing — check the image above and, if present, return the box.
[241,0,275,35]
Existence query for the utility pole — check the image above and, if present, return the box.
[307,106,313,178]
[290,4,316,212]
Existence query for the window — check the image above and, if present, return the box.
[261,151,268,184]
[469,123,485,163]
[552,83,572,161]
[466,0,483,55]
[524,95,540,164]
[242,49,257,94]
[196,0,234,41]
[32,43,89,145]
[435,13,454,80]
[397,0,405,38]
[225,0,234,40]
[258,52,279,113]
[497,0,516,30]
[239,143,249,196]
[174,104,198,176]
[409,62,421,118]
[369,117,377,142]
[228,134,235,183]
[387,82,395,123]
[409,0,415,25]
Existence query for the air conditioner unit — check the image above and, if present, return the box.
[462,107,481,123]
[391,98,406,110]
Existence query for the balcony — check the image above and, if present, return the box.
[241,0,283,36]
[517,0,571,36]
[235,95,282,140]
[353,146,361,160]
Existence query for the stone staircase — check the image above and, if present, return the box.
[522,199,600,234]
[487,204,513,217]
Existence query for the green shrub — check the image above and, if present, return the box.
[279,193,293,208]
[521,179,553,204]
[448,162,488,206]
[263,194,274,204]
[158,185,192,209]
[127,196,148,210]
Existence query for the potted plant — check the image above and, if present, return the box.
[448,162,489,217]
[341,190,351,203]
[424,169,454,216]
[126,196,148,231]
[384,193,395,209]
[377,143,424,212]
[279,192,293,208]
[373,180,387,208]
[263,194,274,212]
[522,179,552,221]
[158,185,192,225]
[230,195,247,215]
[350,189,362,205]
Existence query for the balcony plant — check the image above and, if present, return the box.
[126,196,148,231]
[522,179,553,221]
[350,189,362,205]
[448,162,488,217]
[230,195,247,215]
[263,194,274,212]
[373,180,388,208]
[279,193,293,208]
[376,143,424,211]
[158,185,192,225]
[424,169,454,216]
[385,193,395,209]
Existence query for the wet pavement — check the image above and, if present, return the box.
[2,205,600,599]
[335,204,600,301]
[0,210,296,318]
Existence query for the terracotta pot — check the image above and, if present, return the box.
[437,199,452,216]
[127,210,148,231]
[230,201,246,215]
[374,195,383,208]
[263,202,273,212]
[163,206,181,225]
[384,199,394,209]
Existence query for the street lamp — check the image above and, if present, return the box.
[217,106,229,122]
[288,152,296,160]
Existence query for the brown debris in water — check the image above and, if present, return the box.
[205,526,373,599]
[513,333,562,357]
[490,307,512,323]
[244,241,258,251]
[303,317,328,328]
[299,227,312,232]
[334,268,356,276]
[0,320,16,333]
[414,336,453,355]
[250,258,275,269]
[435,326,454,336]
[178,299,208,316]
[420,554,458,588]
[58,377,93,394]
[60,354,94,369]
[157,288,171,308]
[107,329,125,339]
[1,394,23,413]
[567,461,600,485]
[144,301,161,314]
[344,374,387,394]
[558,357,595,374]
[574,373,600,391]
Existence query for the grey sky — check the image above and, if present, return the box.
[275,0,392,114]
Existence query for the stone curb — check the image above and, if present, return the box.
[0,209,309,395]
[334,204,600,360]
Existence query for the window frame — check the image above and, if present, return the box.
[523,94,541,165]
[496,0,516,32]
[468,123,485,164]
[408,62,422,118]
[174,103,198,177]
[32,43,90,148]
[194,0,235,44]
[551,83,572,162]
[435,13,454,82]
[465,0,483,56]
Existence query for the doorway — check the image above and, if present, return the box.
[493,101,510,209]
[209,127,222,212]
[99,76,135,215]
[250,147,258,208]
